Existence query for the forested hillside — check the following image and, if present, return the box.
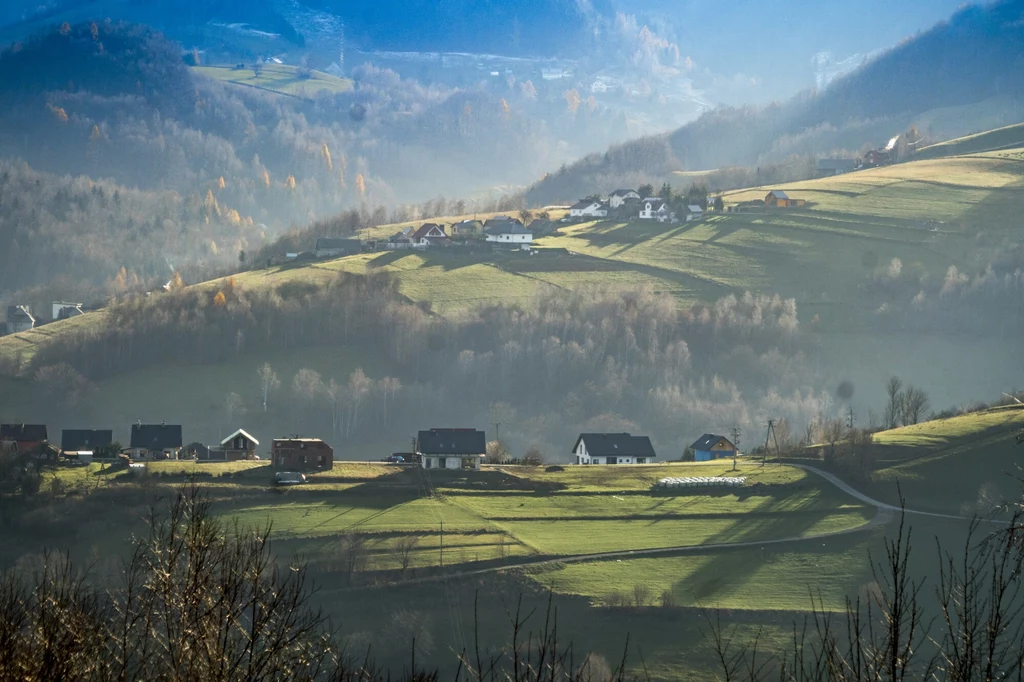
[525,0,1024,204]
[0,21,618,306]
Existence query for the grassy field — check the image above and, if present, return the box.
[864,405,1024,514]
[193,64,353,98]
[914,122,1024,160]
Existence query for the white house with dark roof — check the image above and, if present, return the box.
[572,433,657,465]
[417,428,487,470]
[638,198,672,222]
[608,189,640,209]
[569,200,609,219]
[485,222,533,249]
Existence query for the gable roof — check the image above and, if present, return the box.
[417,428,486,455]
[1,424,47,442]
[411,223,447,240]
[6,305,34,324]
[574,433,656,458]
[570,200,599,210]
[220,428,259,447]
[130,424,182,450]
[687,204,703,213]
[610,189,638,197]
[62,429,112,451]
[690,434,735,451]
[767,190,789,200]
[643,198,666,210]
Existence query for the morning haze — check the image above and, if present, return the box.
[0,1,1022,679]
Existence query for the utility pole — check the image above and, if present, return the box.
[730,426,741,471]
[762,420,779,467]
[439,520,444,568]
[846,405,856,430]
[493,422,501,445]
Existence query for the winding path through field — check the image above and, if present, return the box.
[336,464,990,591]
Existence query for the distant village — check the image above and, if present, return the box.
[1,421,742,481]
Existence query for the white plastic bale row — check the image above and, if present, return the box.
[654,476,746,489]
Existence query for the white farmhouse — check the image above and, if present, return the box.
[638,198,672,222]
[485,222,533,250]
[572,433,657,465]
[417,428,486,470]
[569,200,609,220]
[608,189,640,209]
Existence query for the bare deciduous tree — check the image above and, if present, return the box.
[391,535,419,574]
[257,362,280,412]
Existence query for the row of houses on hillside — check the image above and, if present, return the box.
[4,419,742,472]
[568,189,705,224]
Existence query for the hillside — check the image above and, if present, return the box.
[1,141,1022,458]
[524,0,1024,205]
[192,64,353,98]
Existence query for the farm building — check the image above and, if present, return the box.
[61,429,113,458]
[315,238,363,258]
[608,189,640,208]
[685,205,704,221]
[572,433,656,465]
[417,428,486,470]
[690,434,738,462]
[129,423,183,460]
[1,424,48,452]
[764,190,805,208]
[271,438,334,471]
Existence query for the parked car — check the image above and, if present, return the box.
[274,471,306,485]
[385,454,406,463]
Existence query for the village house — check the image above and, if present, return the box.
[685,204,704,222]
[690,434,738,462]
[572,432,656,465]
[485,222,533,249]
[386,228,415,249]
[569,200,609,220]
[416,428,486,470]
[204,428,260,461]
[483,216,525,231]
[315,238,363,259]
[638,198,672,222]
[764,190,806,208]
[608,189,640,209]
[410,223,449,247]
[61,429,113,461]
[129,423,183,460]
[5,306,35,335]
[0,424,48,453]
[271,438,334,471]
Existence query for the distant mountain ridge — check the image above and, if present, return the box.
[526,0,1024,205]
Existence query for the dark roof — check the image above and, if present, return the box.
[610,189,638,197]
[644,198,666,209]
[6,305,34,323]
[574,433,656,458]
[130,424,182,450]
[62,429,112,451]
[527,219,554,234]
[315,238,362,251]
[767,190,790,199]
[485,223,532,236]
[690,434,735,451]
[417,428,486,455]
[411,223,447,240]
[570,200,598,210]
[483,217,523,228]
[1,424,48,442]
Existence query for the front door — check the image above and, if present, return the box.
[607,457,618,465]
[438,457,446,469]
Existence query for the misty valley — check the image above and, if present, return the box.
[1,1,1024,680]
